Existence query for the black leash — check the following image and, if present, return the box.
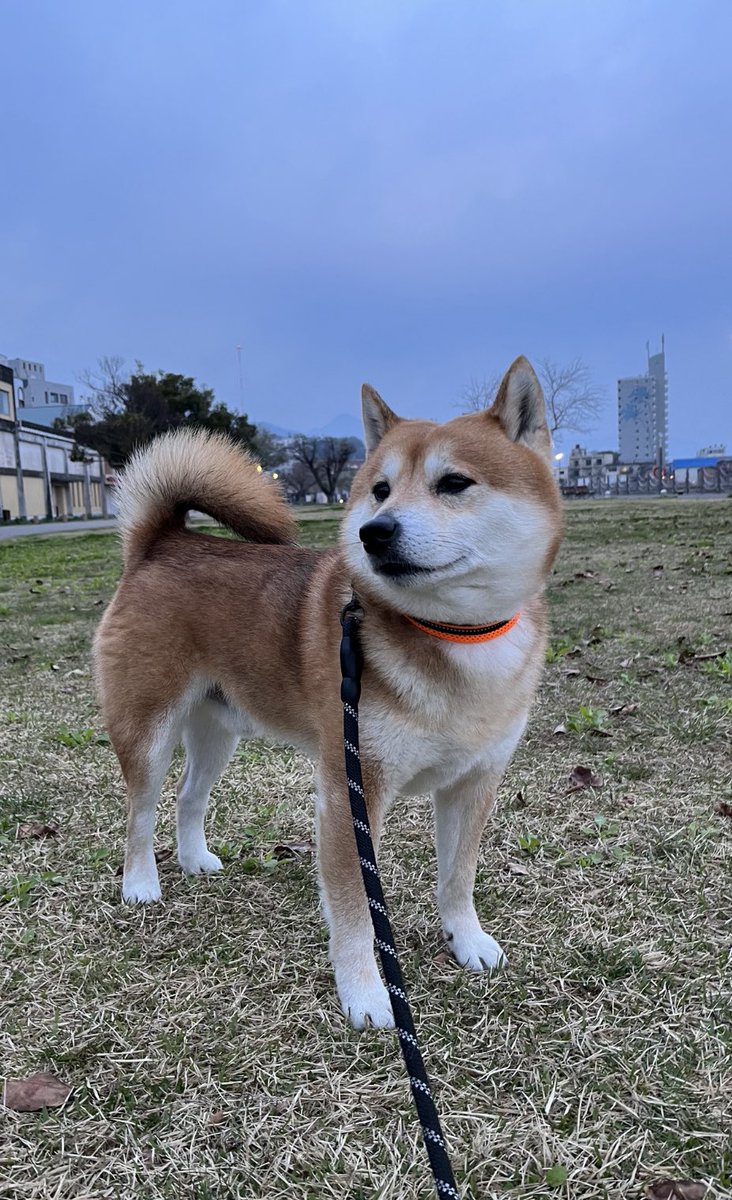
[339,595,460,1200]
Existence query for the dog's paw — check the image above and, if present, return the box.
[122,871,162,904]
[178,848,223,876]
[448,927,507,973]
[337,976,395,1031]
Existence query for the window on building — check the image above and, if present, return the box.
[50,392,58,404]
[59,394,68,404]
[0,388,10,415]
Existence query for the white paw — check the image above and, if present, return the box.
[122,870,162,904]
[337,974,396,1030]
[178,848,223,875]
[447,925,507,972]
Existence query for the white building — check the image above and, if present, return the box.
[0,361,107,521]
[0,354,83,428]
[617,339,669,465]
[557,444,620,493]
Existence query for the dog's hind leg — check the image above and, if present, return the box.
[176,698,239,876]
[121,715,181,903]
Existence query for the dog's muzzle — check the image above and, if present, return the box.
[359,513,401,560]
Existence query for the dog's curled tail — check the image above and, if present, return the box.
[116,428,297,570]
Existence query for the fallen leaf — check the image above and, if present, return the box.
[716,801,732,818]
[271,839,315,860]
[609,703,639,716]
[433,950,451,965]
[209,1109,226,1125]
[585,675,609,685]
[644,1182,707,1200]
[506,860,530,876]
[692,650,726,661]
[553,723,567,736]
[566,766,602,792]
[564,668,581,677]
[3,1072,72,1112]
[16,822,59,841]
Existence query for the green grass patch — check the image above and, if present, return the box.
[1,498,730,1199]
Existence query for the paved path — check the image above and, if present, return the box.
[0,518,118,540]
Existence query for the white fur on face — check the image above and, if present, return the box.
[343,443,554,625]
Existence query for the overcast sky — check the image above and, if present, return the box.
[2,0,731,456]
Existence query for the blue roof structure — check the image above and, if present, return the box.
[671,457,721,470]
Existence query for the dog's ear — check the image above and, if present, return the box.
[361,384,400,454]
[490,357,552,460]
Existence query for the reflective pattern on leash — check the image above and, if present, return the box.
[340,598,460,1200]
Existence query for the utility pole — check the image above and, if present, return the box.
[235,344,244,407]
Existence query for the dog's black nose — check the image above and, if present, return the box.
[359,513,400,557]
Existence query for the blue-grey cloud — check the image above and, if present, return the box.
[1,0,730,456]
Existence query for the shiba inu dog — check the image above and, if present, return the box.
[95,356,562,1029]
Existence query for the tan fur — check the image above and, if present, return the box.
[95,358,563,1029]
[116,428,296,570]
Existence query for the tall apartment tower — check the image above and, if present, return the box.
[617,338,669,465]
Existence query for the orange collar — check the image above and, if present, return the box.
[404,612,521,644]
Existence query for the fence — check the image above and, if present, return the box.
[561,462,732,498]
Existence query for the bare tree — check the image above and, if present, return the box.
[537,357,605,437]
[459,372,504,414]
[460,357,605,437]
[279,460,316,503]
[78,355,129,416]
[289,436,355,503]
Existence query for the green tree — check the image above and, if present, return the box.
[251,427,286,470]
[55,357,259,468]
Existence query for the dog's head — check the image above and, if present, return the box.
[342,357,563,624]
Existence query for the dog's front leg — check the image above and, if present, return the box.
[433,767,507,972]
[315,761,394,1030]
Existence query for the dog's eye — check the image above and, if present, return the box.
[372,481,390,502]
[435,473,475,495]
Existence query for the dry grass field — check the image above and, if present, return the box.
[1,500,730,1199]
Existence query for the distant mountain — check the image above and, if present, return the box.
[257,420,297,438]
[308,413,363,440]
[256,413,364,442]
